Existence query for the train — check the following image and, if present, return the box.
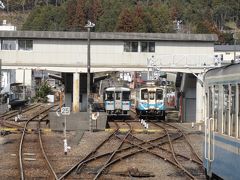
[135,82,167,120]
[204,63,240,179]
[103,86,131,117]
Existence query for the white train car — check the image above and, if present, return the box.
[135,83,167,120]
[204,63,240,179]
[104,86,131,117]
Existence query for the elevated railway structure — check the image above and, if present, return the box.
[0,31,217,122]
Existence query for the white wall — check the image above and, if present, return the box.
[0,39,214,73]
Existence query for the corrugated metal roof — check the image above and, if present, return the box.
[214,45,240,51]
[0,31,218,42]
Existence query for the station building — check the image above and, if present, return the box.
[0,31,217,123]
[214,45,240,64]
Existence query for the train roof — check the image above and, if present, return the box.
[105,86,130,91]
[204,63,240,83]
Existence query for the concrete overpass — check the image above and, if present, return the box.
[0,31,217,73]
[0,31,217,122]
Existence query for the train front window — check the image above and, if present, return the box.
[141,89,148,100]
[122,91,130,101]
[149,92,155,100]
[106,91,114,101]
[115,92,121,100]
[156,89,163,100]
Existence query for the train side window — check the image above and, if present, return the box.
[156,89,163,100]
[141,89,148,100]
[208,86,213,119]
[230,85,237,137]
[223,85,229,135]
[218,85,223,133]
[122,91,130,101]
[214,85,219,132]
[115,92,121,100]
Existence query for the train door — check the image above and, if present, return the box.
[148,90,155,109]
[105,91,114,110]
[205,86,215,177]
[140,89,148,110]
[156,89,164,108]
[122,91,130,111]
[114,91,122,110]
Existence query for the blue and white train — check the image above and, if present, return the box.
[135,83,166,120]
[204,63,240,180]
[103,86,131,117]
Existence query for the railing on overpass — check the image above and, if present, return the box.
[147,55,217,74]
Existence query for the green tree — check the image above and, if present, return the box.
[96,0,134,32]
[22,5,66,31]
[34,81,52,103]
[147,3,172,33]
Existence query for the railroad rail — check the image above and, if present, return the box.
[1,104,41,120]
[55,117,204,179]
[18,105,57,180]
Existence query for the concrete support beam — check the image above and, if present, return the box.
[72,72,80,112]
[196,73,204,123]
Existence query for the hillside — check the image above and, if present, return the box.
[0,0,239,44]
[0,11,29,30]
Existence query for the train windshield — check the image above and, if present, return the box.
[149,91,155,100]
[141,89,148,100]
[115,92,121,100]
[156,89,163,100]
[106,91,114,101]
[122,91,130,101]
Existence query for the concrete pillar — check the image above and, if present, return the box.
[196,74,204,123]
[72,72,80,112]
[16,69,32,86]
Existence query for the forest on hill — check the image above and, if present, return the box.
[0,0,240,44]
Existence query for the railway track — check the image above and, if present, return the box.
[18,104,58,180]
[1,107,204,179]
[0,104,41,121]
[58,121,133,179]
[57,119,204,179]
[149,121,204,179]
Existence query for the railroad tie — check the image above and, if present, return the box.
[23,153,36,161]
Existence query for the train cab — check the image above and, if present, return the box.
[135,85,166,119]
[104,87,131,116]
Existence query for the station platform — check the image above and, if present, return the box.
[49,111,108,131]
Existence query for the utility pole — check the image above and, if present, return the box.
[85,20,95,132]
[0,59,2,91]
[23,69,25,100]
